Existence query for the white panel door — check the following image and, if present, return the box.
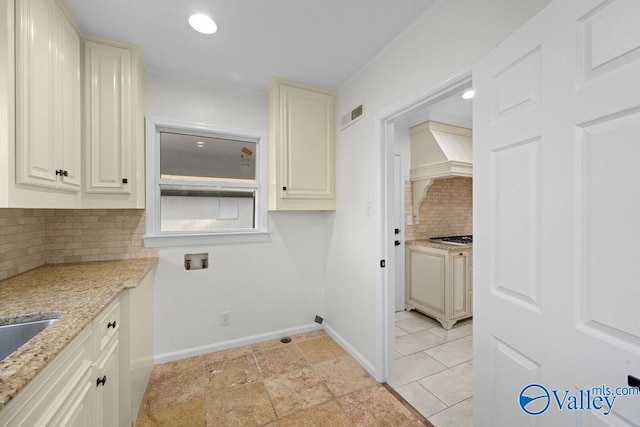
[474,0,640,425]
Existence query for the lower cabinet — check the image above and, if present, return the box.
[405,244,472,330]
[0,267,155,427]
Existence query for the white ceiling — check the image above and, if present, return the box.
[64,0,438,92]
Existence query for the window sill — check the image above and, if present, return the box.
[143,231,270,248]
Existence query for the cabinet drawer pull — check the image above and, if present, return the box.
[107,321,117,329]
[96,375,107,387]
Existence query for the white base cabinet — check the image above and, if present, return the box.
[0,267,155,426]
[405,244,472,330]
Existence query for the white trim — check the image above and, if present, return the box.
[143,231,269,248]
[374,69,473,384]
[144,116,269,247]
[154,323,322,364]
[323,323,379,381]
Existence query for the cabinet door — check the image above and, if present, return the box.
[15,0,58,188]
[94,338,120,427]
[84,41,132,194]
[281,85,334,201]
[49,370,94,427]
[57,10,81,191]
[407,248,446,315]
[450,251,471,319]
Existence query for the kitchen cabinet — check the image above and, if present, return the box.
[0,1,145,209]
[14,0,82,197]
[82,36,146,208]
[405,244,472,329]
[267,78,336,210]
[0,268,155,427]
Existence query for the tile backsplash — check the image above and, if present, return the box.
[0,209,157,281]
[405,177,472,241]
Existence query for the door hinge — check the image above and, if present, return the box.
[380,260,386,268]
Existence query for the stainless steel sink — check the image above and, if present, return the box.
[0,318,58,361]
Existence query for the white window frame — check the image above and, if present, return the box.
[143,117,269,247]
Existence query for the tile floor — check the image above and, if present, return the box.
[135,329,427,426]
[392,310,473,426]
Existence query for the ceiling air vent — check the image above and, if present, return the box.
[340,102,365,130]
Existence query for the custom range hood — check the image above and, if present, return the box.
[410,121,472,215]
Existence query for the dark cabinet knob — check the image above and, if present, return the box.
[394,228,400,234]
[96,375,107,387]
[395,240,401,246]
[107,321,117,329]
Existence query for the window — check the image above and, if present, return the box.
[144,118,268,247]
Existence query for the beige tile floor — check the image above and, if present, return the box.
[136,329,427,426]
[392,310,473,426]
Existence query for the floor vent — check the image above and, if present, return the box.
[340,102,365,130]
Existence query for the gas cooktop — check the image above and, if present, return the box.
[429,235,473,245]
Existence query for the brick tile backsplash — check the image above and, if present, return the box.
[405,177,472,241]
[0,209,157,281]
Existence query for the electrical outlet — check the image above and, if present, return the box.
[220,311,231,327]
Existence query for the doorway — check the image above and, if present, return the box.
[377,70,473,423]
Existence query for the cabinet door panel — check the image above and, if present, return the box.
[57,11,81,191]
[283,87,333,199]
[49,372,94,427]
[94,338,120,426]
[451,252,470,318]
[409,249,445,315]
[85,42,132,194]
[15,0,57,188]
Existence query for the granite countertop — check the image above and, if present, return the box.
[0,258,158,410]
[406,240,473,251]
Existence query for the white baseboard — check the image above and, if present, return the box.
[323,323,380,381]
[154,323,322,364]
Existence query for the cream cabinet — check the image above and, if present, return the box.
[82,36,146,208]
[267,78,335,210]
[405,244,472,329]
[14,0,82,195]
[0,266,155,427]
[0,1,145,209]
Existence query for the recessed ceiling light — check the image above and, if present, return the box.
[189,13,217,35]
[461,89,475,100]
[196,141,205,147]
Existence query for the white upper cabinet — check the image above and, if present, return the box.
[82,37,146,208]
[15,0,81,194]
[1,0,145,208]
[267,78,336,210]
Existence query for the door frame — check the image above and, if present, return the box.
[374,68,472,382]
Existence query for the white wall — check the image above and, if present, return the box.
[146,73,326,360]
[324,0,552,374]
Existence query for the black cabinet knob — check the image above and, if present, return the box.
[96,375,107,387]
[395,240,401,246]
[107,321,117,329]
